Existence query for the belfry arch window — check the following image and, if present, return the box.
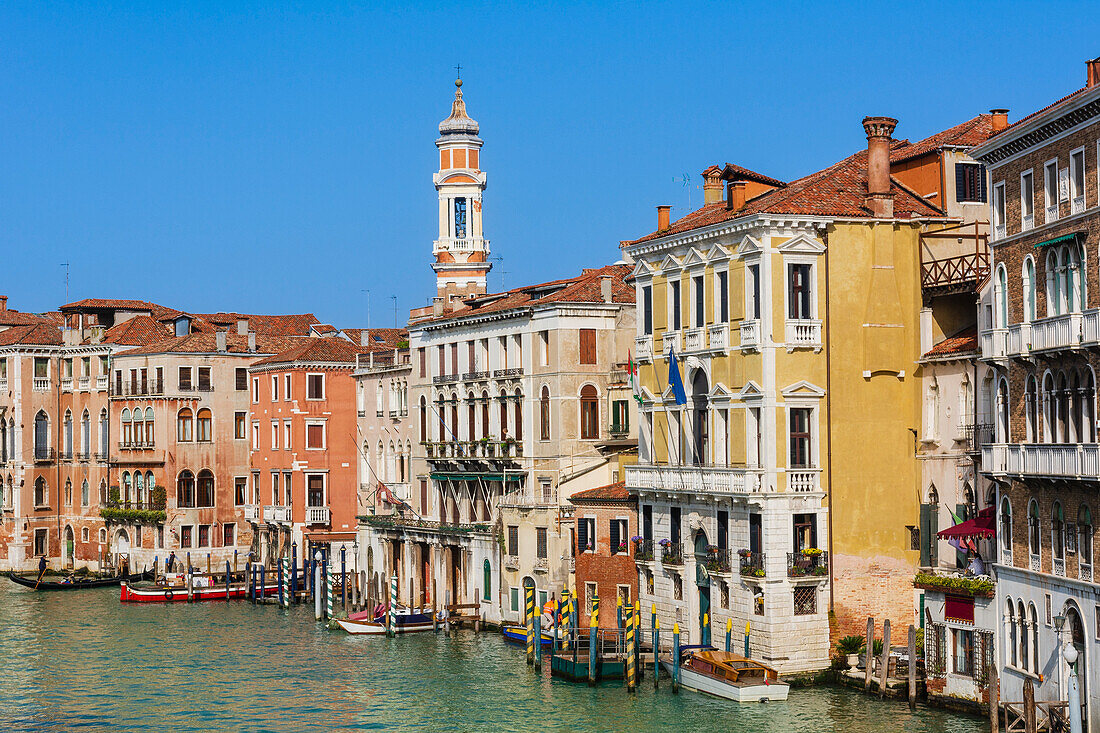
[454,197,467,238]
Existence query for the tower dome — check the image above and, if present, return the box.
[439,78,480,136]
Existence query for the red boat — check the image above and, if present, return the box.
[120,577,279,603]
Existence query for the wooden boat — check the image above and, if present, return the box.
[335,609,435,635]
[120,575,278,603]
[501,623,555,647]
[663,647,789,702]
[8,569,152,591]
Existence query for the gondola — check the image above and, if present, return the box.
[7,569,153,591]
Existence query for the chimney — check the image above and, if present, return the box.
[1088,56,1100,88]
[862,115,898,218]
[247,332,256,353]
[989,109,1009,133]
[236,319,249,335]
[600,275,613,303]
[432,296,444,317]
[656,205,671,231]
[726,180,747,212]
[216,330,227,352]
[0,296,7,312]
[360,330,370,347]
[702,166,723,204]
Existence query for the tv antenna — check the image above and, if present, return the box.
[489,256,507,291]
[60,262,70,303]
[391,295,398,328]
[675,173,699,212]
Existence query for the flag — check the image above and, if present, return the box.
[668,347,687,405]
[628,351,644,406]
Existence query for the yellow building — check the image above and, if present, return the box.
[621,117,943,671]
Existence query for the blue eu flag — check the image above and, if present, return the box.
[668,348,687,405]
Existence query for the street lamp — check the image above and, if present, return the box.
[1064,643,1083,733]
[1054,613,1066,702]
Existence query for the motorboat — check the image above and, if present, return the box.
[663,646,789,702]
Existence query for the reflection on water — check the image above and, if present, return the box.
[0,584,987,732]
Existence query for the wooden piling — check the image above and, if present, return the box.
[588,613,598,686]
[907,624,916,710]
[864,617,874,692]
[672,623,680,694]
[879,619,891,699]
[653,617,660,690]
[186,570,194,603]
[206,552,211,575]
[525,585,535,666]
[534,615,542,671]
[1023,677,1036,733]
[989,665,999,733]
[625,600,636,693]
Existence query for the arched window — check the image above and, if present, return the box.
[1052,502,1065,561]
[419,397,427,442]
[132,405,143,445]
[540,386,551,441]
[1018,600,1029,671]
[1047,248,1062,316]
[177,408,193,442]
[580,385,599,440]
[514,388,523,440]
[63,410,73,458]
[99,480,107,505]
[64,479,72,506]
[467,393,476,441]
[1006,599,1017,668]
[1056,371,1070,443]
[1000,496,1013,556]
[499,390,509,439]
[994,264,1008,327]
[146,471,155,504]
[1080,369,1096,443]
[196,409,212,442]
[1027,603,1039,673]
[1079,505,1094,570]
[122,471,132,504]
[1042,373,1055,443]
[1022,256,1036,323]
[388,441,396,483]
[177,470,195,507]
[81,410,90,455]
[1066,243,1083,312]
[1025,375,1038,442]
[405,440,412,482]
[81,479,89,507]
[481,391,490,439]
[995,378,1010,443]
[449,394,459,441]
[0,421,6,463]
[99,409,108,456]
[99,528,106,544]
[33,411,49,458]
[1028,499,1041,558]
[33,477,46,507]
[197,469,214,507]
[145,407,155,446]
[134,471,145,507]
[483,559,492,601]
[436,396,446,441]
[121,408,132,442]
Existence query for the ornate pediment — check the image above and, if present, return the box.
[776,233,825,254]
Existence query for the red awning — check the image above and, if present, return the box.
[937,506,996,540]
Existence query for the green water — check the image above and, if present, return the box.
[0,583,988,732]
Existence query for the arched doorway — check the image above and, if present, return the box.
[1067,606,1088,726]
[483,559,492,602]
[114,529,130,572]
[694,529,711,644]
[691,370,709,466]
[63,526,75,569]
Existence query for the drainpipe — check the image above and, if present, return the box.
[823,227,835,614]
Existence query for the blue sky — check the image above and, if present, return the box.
[2,2,1098,327]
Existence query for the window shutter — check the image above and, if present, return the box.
[610,519,620,552]
[919,503,931,567]
[577,519,588,554]
[977,164,987,203]
[955,163,966,203]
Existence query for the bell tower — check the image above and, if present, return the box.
[433,76,491,302]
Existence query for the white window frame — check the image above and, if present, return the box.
[306,372,325,401]
[284,374,291,401]
[1020,169,1034,232]
[283,420,292,450]
[251,422,259,451]
[993,180,1007,239]
[1070,146,1086,214]
[271,375,279,402]
[251,377,259,404]
[713,266,729,324]
[305,419,327,450]
[688,267,706,329]
[783,255,819,321]
[667,278,682,332]
[304,471,328,507]
[270,420,279,450]
[744,257,762,323]
[1044,158,1060,224]
[785,401,820,470]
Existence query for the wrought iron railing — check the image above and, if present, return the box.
[633,538,653,562]
[660,541,683,566]
[787,550,829,578]
[738,550,765,578]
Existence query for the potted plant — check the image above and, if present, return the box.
[836,635,863,667]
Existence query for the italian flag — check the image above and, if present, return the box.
[628,351,643,406]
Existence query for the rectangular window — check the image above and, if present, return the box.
[271,421,279,450]
[955,162,986,203]
[283,420,292,450]
[271,472,280,505]
[789,408,812,468]
[419,348,426,379]
[539,331,549,366]
[1021,169,1035,230]
[234,478,247,506]
[788,264,812,319]
[284,374,291,400]
[306,373,324,400]
[1044,160,1059,223]
[507,525,519,556]
[578,517,596,553]
[747,263,761,320]
[1071,148,1086,213]
[642,504,652,541]
[671,506,681,545]
[251,422,259,451]
[198,524,210,548]
[223,523,235,547]
[993,181,1006,237]
[536,527,548,559]
[716,271,729,323]
[283,473,291,507]
[454,196,467,238]
[510,587,520,613]
[271,375,279,401]
[609,519,627,554]
[180,525,193,549]
[251,377,259,403]
[669,280,681,330]
[197,367,211,391]
[234,412,246,440]
[641,285,653,335]
[33,529,47,556]
[306,423,325,449]
[611,399,629,434]
[693,274,705,328]
[306,474,325,507]
[450,342,458,375]
[585,582,597,615]
[579,329,597,365]
[793,586,817,615]
[179,366,192,390]
[34,357,49,378]
[235,368,247,390]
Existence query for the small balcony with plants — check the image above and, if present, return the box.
[99,486,167,525]
[702,546,733,574]
[632,537,653,562]
[659,539,683,566]
[738,549,765,578]
[912,570,994,598]
[787,548,828,578]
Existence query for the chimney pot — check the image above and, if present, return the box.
[0,296,7,312]
[216,331,227,352]
[247,332,256,352]
[600,275,613,303]
[862,115,898,217]
[990,109,1009,133]
[656,205,671,231]
[237,319,249,335]
[702,167,724,204]
[1087,56,1100,88]
[360,330,370,347]
[726,180,747,212]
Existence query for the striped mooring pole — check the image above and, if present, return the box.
[326,567,335,621]
[525,584,536,666]
[725,617,732,652]
[225,561,231,603]
[313,551,323,621]
[588,595,599,686]
[672,622,681,693]
[561,588,571,653]
[625,599,636,692]
[653,616,660,690]
[281,557,290,609]
[387,574,397,638]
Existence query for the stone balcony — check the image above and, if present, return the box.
[740,319,760,350]
[785,319,822,351]
[662,331,682,355]
[305,506,330,526]
[634,335,653,361]
[242,504,261,522]
[264,505,292,524]
[982,309,1100,362]
[626,464,767,495]
[982,443,1100,480]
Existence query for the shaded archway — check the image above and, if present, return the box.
[691,370,709,466]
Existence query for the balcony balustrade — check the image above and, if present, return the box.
[707,323,729,351]
[684,327,705,352]
[739,320,760,350]
[1073,195,1085,215]
[983,443,1100,480]
[306,506,331,525]
[433,374,459,385]
[702,547,733,574]
[33,377,50,392]
[787,550,829,578]
[660,541,684,566]
[78,376,90,390]
[263,505,292,523]
[787,469,821,492]
[463,370,491,381]
[980,328,1008,361]
[0,378,7,392]
[662,331,682,355]
[533,557,549,573]
[504,554,519,570]
[1054,558,1066,577]
[242,505,260,522]
[738,550,765,578]
[785,319,822,349]
[61,378,73,392]
[625,464,766,495]
[634,335,653,361]
[1080,563,1093,583]
[33,447,55,462]
[95,375,109,390]
[112,380,165,397]
[633,538,654,562]
[499,486,555,508]
[493,368,524,379]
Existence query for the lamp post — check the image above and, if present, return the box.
[1064,643,1083,733]
[1054,613,1066,702]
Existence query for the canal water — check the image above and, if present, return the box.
[0,583,988,732]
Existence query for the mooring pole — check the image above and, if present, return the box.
[341,545,347,611]
[653,616,660,690]
[290,542,297,602]
[525,584,535,666]
[534,614,543,671]
[625,599,636,693]
[388,574,397,638]
[588,609,598,686]
[313,551,323,621]
[907,624,917,710]
[864,617,874,692]
[225,560,231,602]
[879,619,891,699]
[726,617,732,652]
[672,623,680,694]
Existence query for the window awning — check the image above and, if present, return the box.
[945,594,975,623]
[937,506,995,539]
[1034,231,1086,248]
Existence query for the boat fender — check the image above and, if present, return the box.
[164,589,174,602]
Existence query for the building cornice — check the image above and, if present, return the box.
[970,87,1100,164]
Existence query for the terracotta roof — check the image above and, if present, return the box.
[60,299,176,319]
[0,323,63,347]
[250,337,364,367]
[720,163,786,187]
[890,115,998,163]
[569,481,632,503]
[623,147,943,246]
[311,324,338,335]
[923,325,978,359]
[420,264,635,325]
[344,328,408,352]
[0,309,53,327]
[100,316,172,346]
[998,86,1090,137]
[116,332,304,357]
[191,312,319,336]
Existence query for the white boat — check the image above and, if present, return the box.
[335,609,435,635]
[663,648,789,702]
